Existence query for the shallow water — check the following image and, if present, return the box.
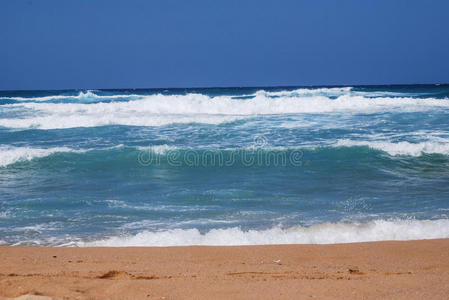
[1,85,449,246]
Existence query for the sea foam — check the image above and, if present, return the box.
[76,219,449,247]
[0,90,142,102]
[0,146,85,167]
[1,93,449,129]
[336,139,449,156]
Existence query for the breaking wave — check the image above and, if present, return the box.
[0,90,143,102]
[0,146,85,167]
[1,93,449,129]
[336,139,449,156]
[3,137,449,168]
[76,219,449,246]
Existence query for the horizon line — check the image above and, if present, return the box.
[1,82,448,93]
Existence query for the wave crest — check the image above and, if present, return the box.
[2,93,449,129]
[0,146,85,167]
[336,139,449,156]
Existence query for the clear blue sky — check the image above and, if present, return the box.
[1,0,449,90]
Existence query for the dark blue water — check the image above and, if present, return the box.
[1,85,449,246]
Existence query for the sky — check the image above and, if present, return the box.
[1,0,449,90]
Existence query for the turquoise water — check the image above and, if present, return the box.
[1,85,449,246]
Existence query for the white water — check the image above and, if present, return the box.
[76,219,449,247]
[3,137,449,168]
[0,146,85,167]
[0,90,142,102]
[0,145,127,167]
[336,139,449,156]
[1,93,449,129]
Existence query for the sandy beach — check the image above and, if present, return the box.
[1,239,448,299]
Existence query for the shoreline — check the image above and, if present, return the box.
[1,239,449,299]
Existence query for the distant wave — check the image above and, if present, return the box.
[0,90,143,102]
[256,87,436,98]
[1,87,437,104]
[255,87,353,97]
[2,93,449,129]
[75,219,449,246]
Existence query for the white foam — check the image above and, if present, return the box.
[2,93,449,129]
[0,146,85,167]
[0,210,11,218]
[336,139,449,156]
[254,87,432,99]
[0,144,184,167]
[256,87,353,97]
[76,219,449,247]
[136,144,179,155]
[0,90,143,102]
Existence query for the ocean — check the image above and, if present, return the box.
[1,85,449,246]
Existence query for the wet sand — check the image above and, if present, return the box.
[1,239,449,299]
